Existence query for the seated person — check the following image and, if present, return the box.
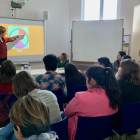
[9,96,58,140]
[114,51,126,74]
[65,63,86,97]
[0,60,16,94]
[115,55,131,80]
[0,71,61,140]
[36,54,65,91]
[113,59,140,130]
[65,65,121,140]
[58,53,69,68]
[13,71,61,124]
[98,57,113,70]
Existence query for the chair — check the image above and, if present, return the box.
[113,102,140,139]
[52,90,64,111]
[50,117,69,140]
[0,93,17,108]
[76,115,113,140]
[69,85,87,101]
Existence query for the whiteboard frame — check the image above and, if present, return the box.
[71,20,124,64]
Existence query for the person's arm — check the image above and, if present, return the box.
[65,93,79,117]
[3,35,20,43]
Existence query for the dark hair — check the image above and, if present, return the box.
[13,71,39,98]
[62,53,67,63]
[122,55,131,60]
[98,57,113,70]
[120,59,140,86]
[43,54,58,71]
[65,63,84,82]
[86,65,121,109]
[0,60,16,84]
[9,96,50,138]
[118,51,126,57]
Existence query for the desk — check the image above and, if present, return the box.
[16,68,65,76]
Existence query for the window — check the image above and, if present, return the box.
[84,0,100,20]
[103,0,118,20]
[82,0,118,20]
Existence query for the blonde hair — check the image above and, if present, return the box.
[9,95,50,138]
[0,26,6,33]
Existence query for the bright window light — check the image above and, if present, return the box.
[84,0,100,20]
[103,0,118,20]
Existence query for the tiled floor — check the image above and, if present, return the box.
[105,129,140,140]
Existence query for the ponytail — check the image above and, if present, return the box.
[86,66,121,110]
[104,67,121,109]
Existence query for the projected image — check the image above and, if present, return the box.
[8,26,29,50]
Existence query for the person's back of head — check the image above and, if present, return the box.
[118,59,140,86]
[98,57,113,70]
[13,71,39,98]
[43,54,58,71]
[65,63,83,81]
[122,55,131,60]
[86,65,121,110]
[9,95,50,139]
[0,60,16,84]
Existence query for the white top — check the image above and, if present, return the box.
[30,89,62,124]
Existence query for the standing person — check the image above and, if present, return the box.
[65,65,121,140]
[114,51,126,74]
[58,53,69,68]
[98,57,113,70]
[0,60,16,94]
[0,26,22,65]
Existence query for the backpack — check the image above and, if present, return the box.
[0,93,12,128]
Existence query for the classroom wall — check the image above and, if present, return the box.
[0,0,70,69]
[69,0,140,36]
[130,5,140,62]
[119,0,140,35]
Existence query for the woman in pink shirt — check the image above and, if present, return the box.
[65,65,121,140]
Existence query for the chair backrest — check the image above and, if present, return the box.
[52,90,64,111]
[76,115,113,140]
[121,102,140,133]
[50,117,69,140]
[69,85,87,101]
[0,93,17,108]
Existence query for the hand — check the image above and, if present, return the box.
[19,35,24,40]
[66,53,69,60]
[59,54,62,59]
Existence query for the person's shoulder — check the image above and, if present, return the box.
[36,89,57,100]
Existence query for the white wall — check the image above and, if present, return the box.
[0,0,70,69]
[69,0,140,36]
[119,0,140,35]
[130,5,140,62]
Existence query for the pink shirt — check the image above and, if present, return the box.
[65,88,118,140]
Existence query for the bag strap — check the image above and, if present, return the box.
[4,93,13,103]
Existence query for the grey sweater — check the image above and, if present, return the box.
[30,89,61,124]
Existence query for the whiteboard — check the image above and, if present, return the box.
[72,20,123,63]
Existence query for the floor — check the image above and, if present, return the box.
[105,129,140,140]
